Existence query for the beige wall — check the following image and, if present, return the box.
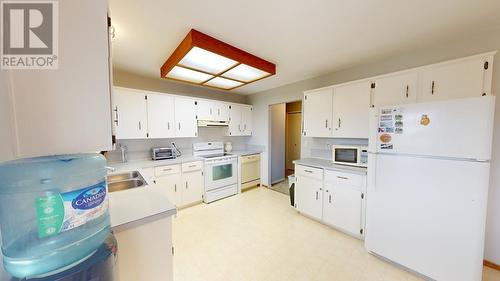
[113,68,249,104]
[249,26,500,264]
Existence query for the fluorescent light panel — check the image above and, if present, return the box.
[166,66,213,83]
[222,64,270,82]
[179,47,238,74]
[204,77,243,89]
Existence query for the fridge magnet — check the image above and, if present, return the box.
[420,114,430,126]
[379,133,392,143]
[385,127,395,133]
[395,114,403,121]
[395,121,403,127]
[380,144,393,150]
[380,115,393,121]
[395,128,403,134]
[381,109,392,114]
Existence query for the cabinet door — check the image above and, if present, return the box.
[228,104,242,136]
[373,72,418,107]
[323,183,362,236]
[215,102,230,122]
[241,106,253,136]
[303,89,333,137]
[196,100,214,121]
[155,173,182,206]
[174,97,198,138]
[418,57,487,102]
[181,170,204,206]
[332,81,371,138]
[295,175,323,220]
[147,94,175,138]
[113,88,148,139]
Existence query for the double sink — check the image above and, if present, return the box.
[107,171,146,192]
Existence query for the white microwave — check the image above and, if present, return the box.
[332,145,368,167]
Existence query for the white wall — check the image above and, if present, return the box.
[248,26,500,263]
[270,104,286,183]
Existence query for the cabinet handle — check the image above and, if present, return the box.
[167,122,170,130]
[188,165,196,168]
[244,124,247,130]
[238,124,241,131]
[218,108,220,115]
[337,176,348,180]
[316,191,318,200]
[174,184,177,192]
[406,85,409,98]
[329,194,332,203]
[338,118,341,128]
[431,81,435,95]
[138,121,142,130]
[210,108,212,115]
[114,106,119,126]
[178,123,181,130]
[304,170,313,173]
[163,168,172,171]
[185,182,188,189]
[325,119,328,128]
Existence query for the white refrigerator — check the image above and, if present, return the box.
[365,96,496,281]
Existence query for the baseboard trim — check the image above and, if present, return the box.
[484,259,500,271]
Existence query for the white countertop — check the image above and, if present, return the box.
[108,155,204,172]
[293,158,367,175]
[229,150,263,156]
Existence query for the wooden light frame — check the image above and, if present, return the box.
[160,29,276,91]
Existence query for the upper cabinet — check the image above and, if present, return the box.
[227,104,253,136]
[113,87,252,140]
[303,52,495,139]
[332,81,371,139]
[0,0,112,161]
[113,88,148,139]
[303,88,333,137]
[174,97,198,138]
[147,94,175,139]
[196,100,230,122]
[372,72,418,107]
[418,55,493,102]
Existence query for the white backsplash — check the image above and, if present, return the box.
[301,137,368,160]
[107,127,251,162]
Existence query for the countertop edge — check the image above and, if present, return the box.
[293,158,367,174]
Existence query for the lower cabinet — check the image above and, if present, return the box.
[295,164,366,239]
[151,161,204,208]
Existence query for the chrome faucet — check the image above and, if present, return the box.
[119,144,128,163]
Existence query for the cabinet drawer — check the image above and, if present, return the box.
[155,164,181,177]
[182,161,203,173]
[324,170,364,187]
[295,165,323,180]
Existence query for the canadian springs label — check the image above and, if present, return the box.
[36,181,108,238]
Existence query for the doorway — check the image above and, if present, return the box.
[269,100,302,195]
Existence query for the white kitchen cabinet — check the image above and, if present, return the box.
[303,88,333,137]
[155,172,182,206]
[418,56,492,102]
[227,104,253,136]
[174,97,198,138]
[181,170,204,206]
[294,165,324,220]
[196,100,230,122]
[241,105,253,136]
[373,72,418,107]
[0,0,112,161]
[147,94,175,139]
[323,182,363,236]
[113,88,148,139]
[332,81,371,139]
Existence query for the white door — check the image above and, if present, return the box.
[196,100,215,121]
[181,170,204,206]
[147,93,175,138]
[155,173,181,206]
[418,57,487,102]
[303,89,333,137]
[174,97,198,138]
[365,154,490,281]
[241,106,253,136]
[373,72,418,107]
[323,183,362,235]
[214,102,230,122]
[295,175,323,220]
[332,81,371,138]
[113,88,148,139]
[375,96,495,160]
[228,104,242,136]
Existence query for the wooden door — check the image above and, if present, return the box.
[286,112,302,170]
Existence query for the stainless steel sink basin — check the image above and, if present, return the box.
[107,171,140,183]
[108,179,145,192]
[107,171,146,192]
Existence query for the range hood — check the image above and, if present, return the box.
[197,120,229,127]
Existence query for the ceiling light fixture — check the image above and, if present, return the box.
[161,29,276,91]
